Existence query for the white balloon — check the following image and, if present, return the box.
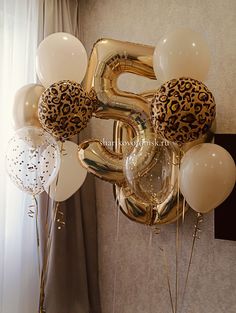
[180,143,236,213]
[36,32,88,88]
[153,29,211,82]
[12,84,44,129]
[47,141,87,202]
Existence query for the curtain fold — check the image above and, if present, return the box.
[38,0,80,42]
[0,1,40,313]
[38,1,101,313]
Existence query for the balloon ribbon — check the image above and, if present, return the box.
[38,142,64,313]
[112,191,121,313]
[180,211,203,313]
[174,153,181,313]
[159,246,175,313]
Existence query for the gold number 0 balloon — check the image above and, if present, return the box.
[78,38,183,225]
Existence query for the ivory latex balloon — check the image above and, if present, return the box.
[36,32,88,88]
[180,143,236,213]
[13,84,44,129]
[47,141,87,202]
[153,29,211,82]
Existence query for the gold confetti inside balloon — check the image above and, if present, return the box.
[150,77,216,145]
[38,80,94,140]
[5,126,60,195]
[123,135,179,205]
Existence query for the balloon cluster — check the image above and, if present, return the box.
[8,33,92,199]
[77,31,235,221]
[7,30,235,221]
[151,29,215,145]
[6,31,235,313]
[149,29,235,214]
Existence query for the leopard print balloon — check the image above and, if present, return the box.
[38,80,94,140]
[150,77,216,144]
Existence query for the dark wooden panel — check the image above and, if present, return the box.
[214,134,236,241]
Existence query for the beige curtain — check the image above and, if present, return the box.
[38,1,101,313]
[38,0,80,41]
[0,1,40,312]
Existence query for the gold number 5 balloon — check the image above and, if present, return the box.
[78,38,185,225]
[79,38,156,183]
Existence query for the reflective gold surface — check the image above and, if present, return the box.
[113,118,184,225]
[79,38,156,183]
[113,94,214,225]
[78,139,125,185]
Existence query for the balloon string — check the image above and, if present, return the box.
[112,189,121,313]
[38,185,51,313]
[45,202,60,281]
[180,148,185,225]
[32,193,46,313]
[153,223,174,313]
[38,269,46,313]
[147,227,153,313]
[42,140,64,270]
[38,142,64,313]
[151,225,175,313]
[33,195,41,278]
[179,212,203,313]
[182,198,186,224]
[39,200,60,313]
[174,154,181,313]
[159,247,175,313]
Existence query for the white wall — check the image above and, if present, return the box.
[80,1,236,312]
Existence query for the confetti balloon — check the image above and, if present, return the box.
[38,80,93,140]
[6,127,60,195]
[150,77,216,145]
[123,136,179,205]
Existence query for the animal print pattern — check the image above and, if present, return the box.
[150,77,216,144]
[38,80,94,140]
[88,87,99,110]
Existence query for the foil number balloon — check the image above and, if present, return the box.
[78,38,184,225]
[78,38,156,185]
